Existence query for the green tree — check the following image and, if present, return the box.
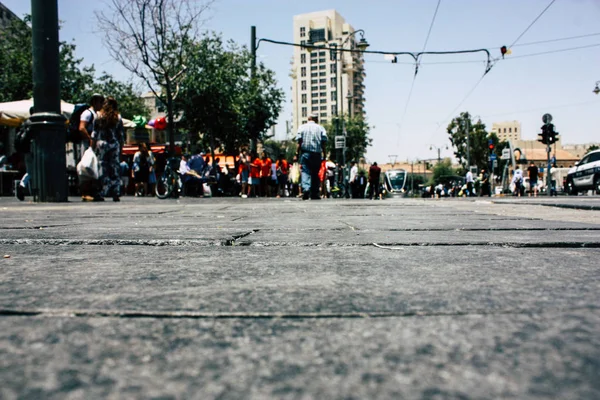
[447,112,507,173]
[178,33,284,156]
[431,158,455,184]
[0,16,34,103]
[587,144,599,152]
[323,114,373,163]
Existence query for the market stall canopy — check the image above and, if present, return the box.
[0,98,74,127]
[0,98,135,128]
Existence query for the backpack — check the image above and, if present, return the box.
[15,120,32,153]
[66,104,91,143]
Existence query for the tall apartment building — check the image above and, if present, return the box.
[291,10,366,135]
[491,121,522,142]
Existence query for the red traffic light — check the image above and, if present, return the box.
[500,46,507,58]
[489,144,495,151]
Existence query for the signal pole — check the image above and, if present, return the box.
[30,0,67,202]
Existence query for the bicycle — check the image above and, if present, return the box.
[155,157,181,199]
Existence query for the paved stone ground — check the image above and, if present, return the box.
[1,196,599,399]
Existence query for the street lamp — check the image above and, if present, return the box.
[593,81,600,95]
[429,144,448,164]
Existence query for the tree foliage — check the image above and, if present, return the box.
[447,112,508,173]
[178,32,284,156]
[0,14,147,119]
[430,158,456,184]
[323,114,373,164]
[96,0,214,152]
[587,144,599,152]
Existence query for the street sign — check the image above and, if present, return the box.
[542,113,553,125]
[492,160,498,169]
[490,153,497,161]
[334,136,346,149]
[501,148,511,160]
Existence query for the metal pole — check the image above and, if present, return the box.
[250,26,257,154]
[30,0,67,202]
[438,148,441,164]
[547,143,551,196]
[466,116,471,170]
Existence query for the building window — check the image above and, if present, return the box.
[331,77,337,87]
[312,106,319,112]
[311,66,318,71]
[320,112,327,118]
[332,105,338,114]
[319,65,326,70]
[300,27,306,37]
[302,120,307,124]
[301,67,306,77]
[302,107,307,117]
[311,52,318,58]
[311,86,318,92]
[319,58,326,64]
[309,28,326,43]
[509,127,512,133]
[330,64,336,74]
[320,85,326,90]
[515,127,518,133]
[320,99,327,104]
[312,99,319,104]
[503,128,507,133]
[300,40,306,46]
[301,81,307,90]
[319,72,327,77]
[319,51,326,57]
[301,54,306,64]
[311,72,319,77]
[331,91,337,101]
[301,94,307,104]
[311,79,318,84]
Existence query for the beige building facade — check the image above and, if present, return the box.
[291,10,366,135]
[491,121,522,142]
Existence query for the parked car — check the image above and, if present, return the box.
[565,149,600,195]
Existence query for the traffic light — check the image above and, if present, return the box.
[547,124,559,144]
[488,139,495,152]
[538,125,549,145]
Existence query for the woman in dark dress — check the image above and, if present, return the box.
[133,143,151,196]
[91,97,124,202]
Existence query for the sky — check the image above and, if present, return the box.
[4,0,600,163]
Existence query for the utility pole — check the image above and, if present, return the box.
[465,116,471,171]
[250,26,257,154]
[388,155,398,168]
[30,0,67,202]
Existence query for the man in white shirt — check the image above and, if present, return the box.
[349,161,358,198]
[465,169,475,197]
[79,94,104,149]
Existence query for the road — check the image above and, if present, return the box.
[1,196,599,399]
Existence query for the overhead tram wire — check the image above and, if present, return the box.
[429,0,558,142]
[396,0,442,147]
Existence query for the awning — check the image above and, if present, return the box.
[122,144,182,156]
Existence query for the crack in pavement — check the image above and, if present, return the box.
[1,306,597,320]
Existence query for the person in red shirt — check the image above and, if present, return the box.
[260,151,272,197]
[275,154,289,198]
[248,152,262,198]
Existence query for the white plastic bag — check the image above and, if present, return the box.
[77,148,99,179]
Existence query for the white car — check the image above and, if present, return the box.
[566,149,600,195]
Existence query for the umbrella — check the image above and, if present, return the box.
[0,98,75,127]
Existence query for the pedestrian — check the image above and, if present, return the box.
[349,161,358,198]
[480,168,490,197]
[15,109,34,201]
[276,153,289,198]
[119,156,130,196]
[92,96,124,202]
[368,162,381,200]
[248,152,262,198]
[550,163,558,196]
[527,162,539,197]
[325,158,336,197]
[289,155,301,197]
[296,114,327,200]
[79,94,104,154]
[512,166,524,197]
[260,151,272,197]
[187,149,206,197]
[132,142,151,197]
[465,168,475,197]
[238,149,250,198]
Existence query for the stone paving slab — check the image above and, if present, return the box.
[1,310,599,400]
[2,246,598,315]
